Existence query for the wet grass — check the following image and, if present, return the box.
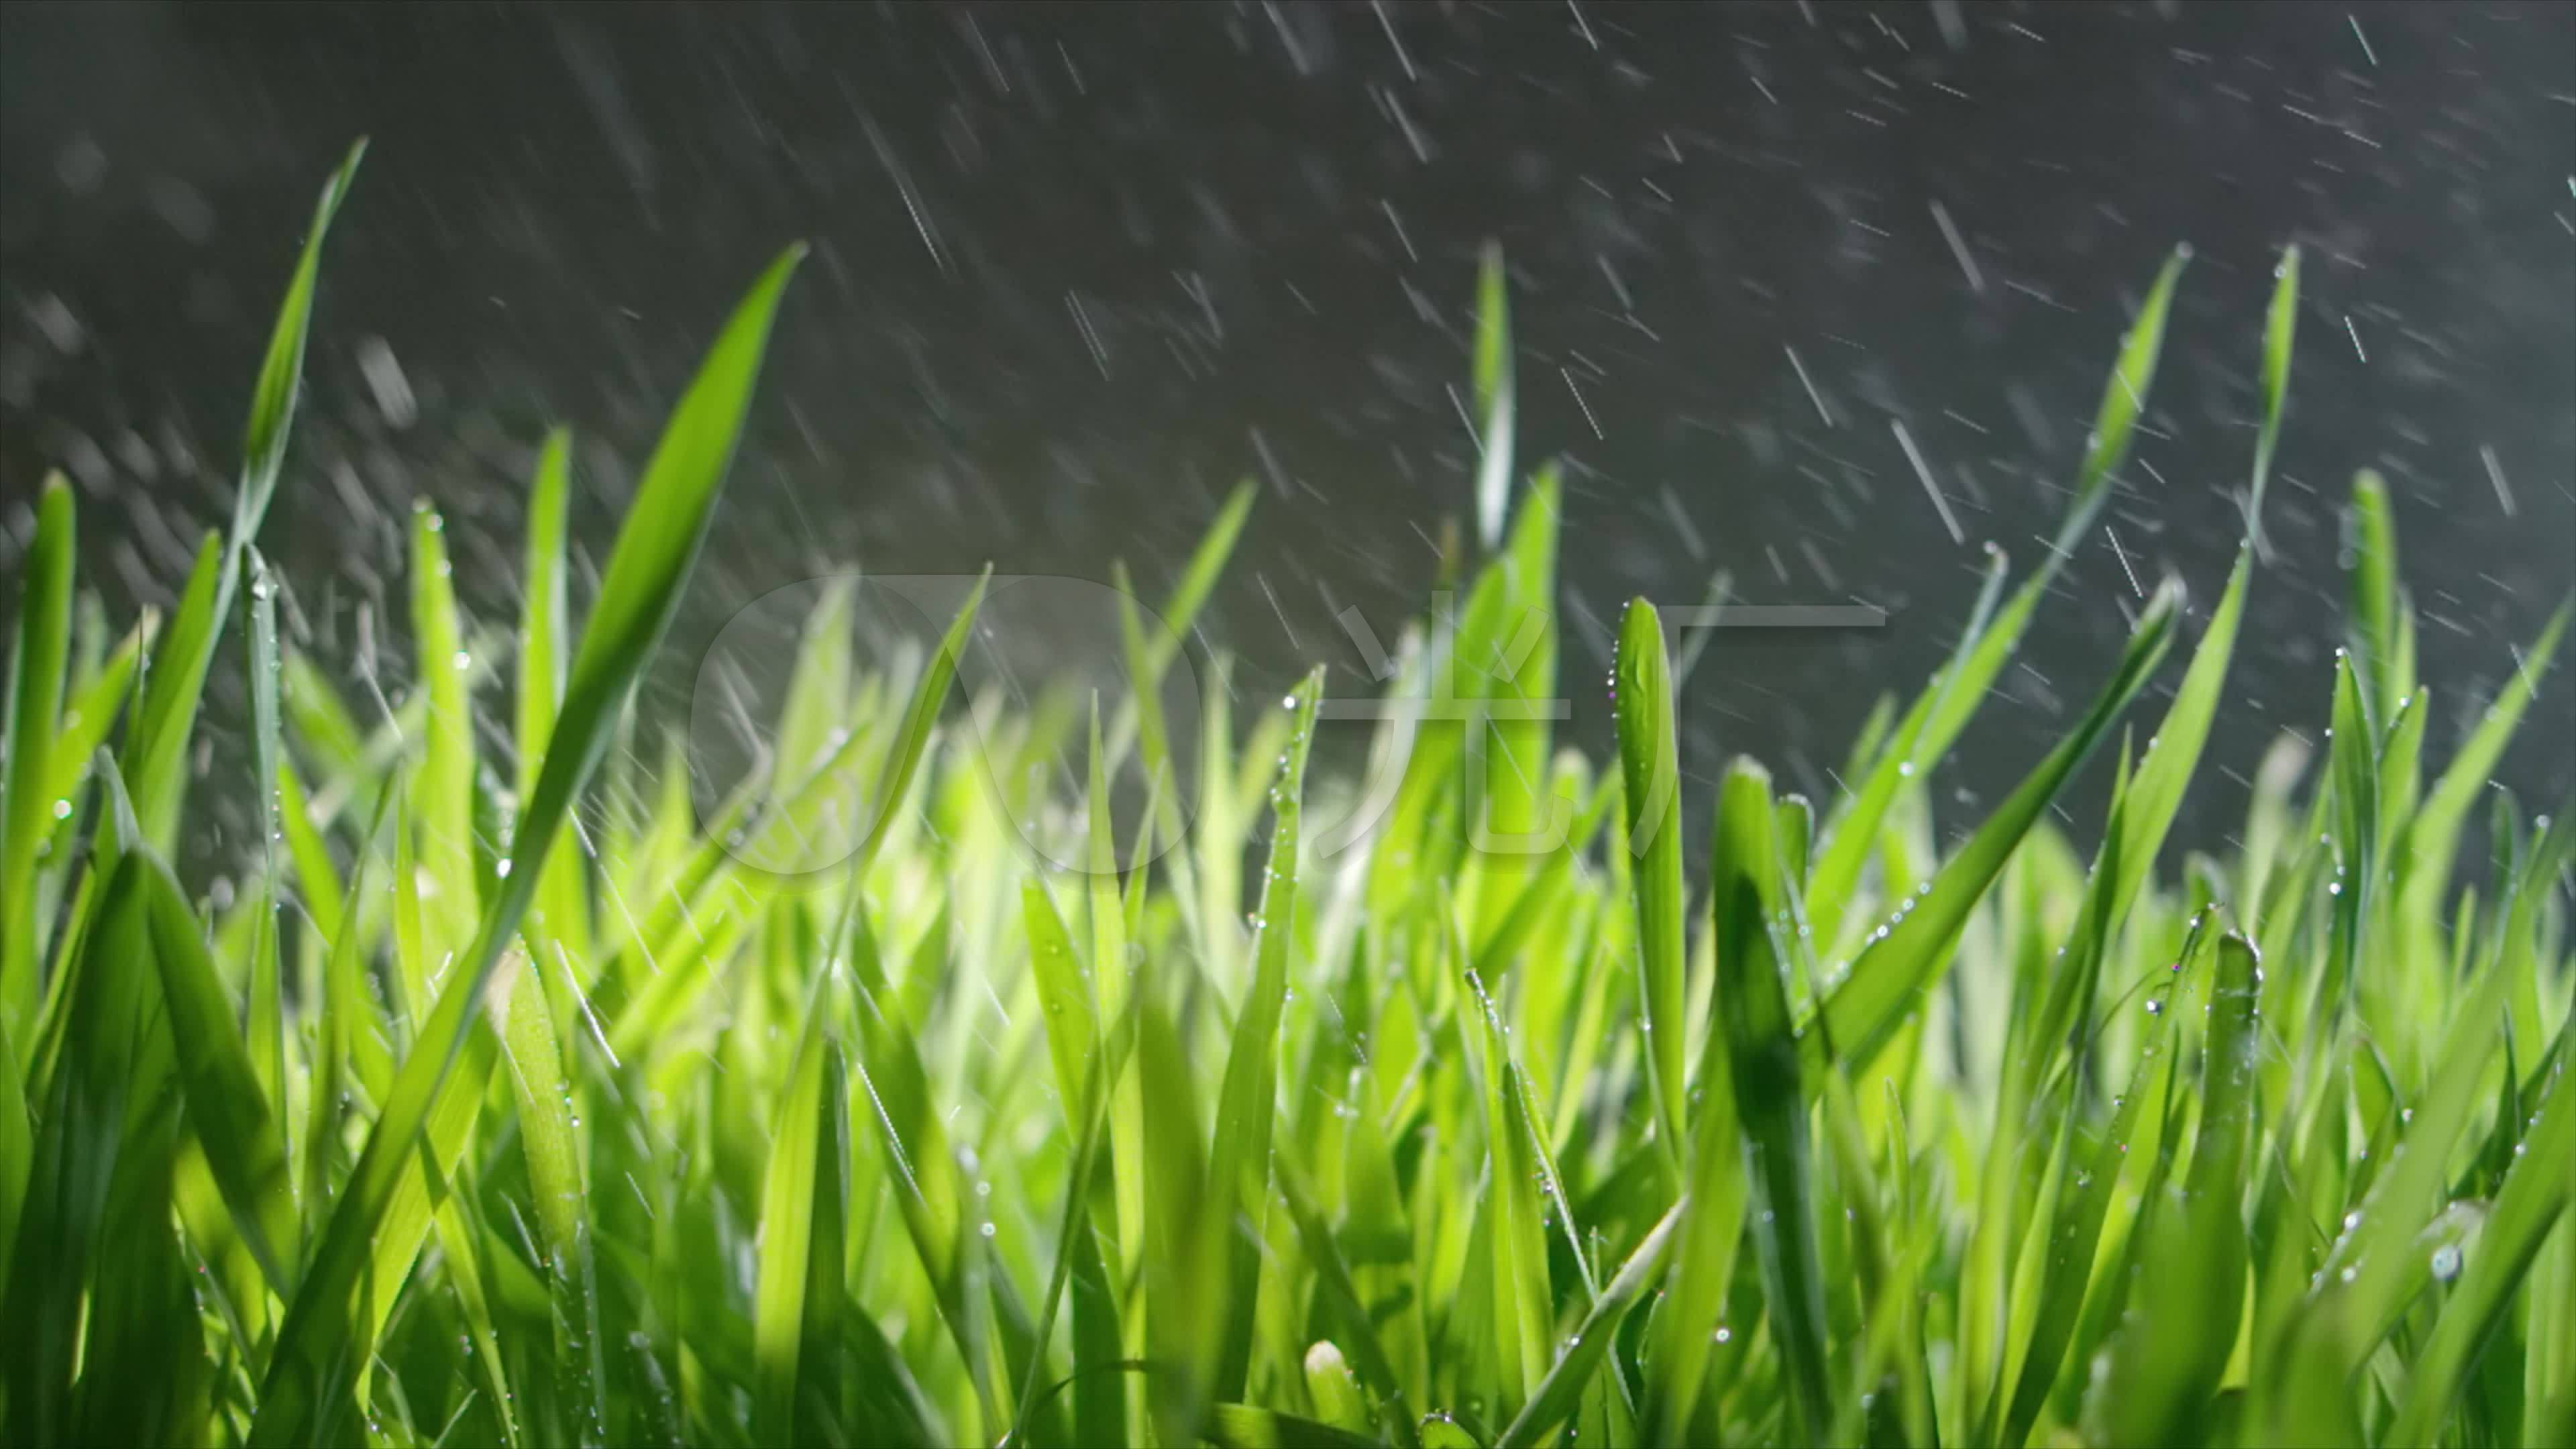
[1,148,2570,1449]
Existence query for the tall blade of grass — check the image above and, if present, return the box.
[2347,469,2404,726]
[2247,245,2300,543]
[2084,932,2261,1446]
[1613,598,1688,1171]
[1472,242,1515,550]
[136,831,301,1299]
[1811,249,2186,942]
[517,429,593,969]
[251,243,803,1448]
[301,784,391,1215]
[0,475,74,1032]
[1807,546,2008,943]
[1208,667,1323,1399]
[412,500,482,960]
[127,141,364,855]
[2390,1026,2571,1444]
[245,549,290,1138]
[753,971,846,1448]
[1815,581,2180,1071]
[1711,759,1835,1444]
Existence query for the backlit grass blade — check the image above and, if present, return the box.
[2247,244,2300,539]
[1472,241,1515,550]
[2347,468,2404,725]
[2049,244,2190,561]
[244,548,289,1130]
[1613,597,1688,1169]
[0,475,74,1032]
[251,243,803,1448]
[411,500,481,959]
[128,140,364,853]
[1208,667,1323,1399]
[516,428,592,969]
[752,974,847,1448]
[1815,581,2180,1070]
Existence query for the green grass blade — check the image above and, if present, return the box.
[1711,759,1834,1444]
[136,839,301,1299]
[251,244,802,1447]
[2084,932,2261,1446]
[1208,667,1323,1399]
[411,500,482,955]
[2347,469,2404,726]
[1493,1201,1684,1449]
[1614,597,1688,1171]
[0,475,74,1032]
[2049,245,2190,561]
[752,973,846,1448]
[1815,582,2180,1070]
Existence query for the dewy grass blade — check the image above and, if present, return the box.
[1493,1201,1684,1449]
[252,244,802,1447]
[1207,667,1322,1399]
[1614,597,1689,1171]
[0,476,74,1032]
[1815,581,2180,1071]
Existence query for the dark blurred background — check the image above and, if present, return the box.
[3,1,2570,869]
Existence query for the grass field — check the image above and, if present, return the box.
[2,145,2570,1449]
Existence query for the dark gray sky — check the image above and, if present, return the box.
[3,1,2571,868]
